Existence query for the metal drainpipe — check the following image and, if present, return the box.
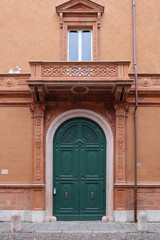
[133,0,138,222]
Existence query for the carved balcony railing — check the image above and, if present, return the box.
[29,61,131,83]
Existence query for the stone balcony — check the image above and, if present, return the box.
[29,61,131,82]
[28,61,133,102]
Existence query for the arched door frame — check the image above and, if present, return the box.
[45,109,114,221]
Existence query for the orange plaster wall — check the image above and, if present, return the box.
[0,0,159,74]
[0,107,33,183]
[135,0,160,74]
[127,106,160,182]
[0,0,62,73]
[100,0,133,71]
[126,106,134,182]
[100,0,160,74]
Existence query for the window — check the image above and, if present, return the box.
[56,0,104,61]
[68,30,92,61]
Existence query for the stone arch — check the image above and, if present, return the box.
[45,109,114,221]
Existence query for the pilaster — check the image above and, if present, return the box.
[114,103,128,183]
[30,103,46,184]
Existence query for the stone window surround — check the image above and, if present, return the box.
[56,0,104,61]
[61,21,99,61]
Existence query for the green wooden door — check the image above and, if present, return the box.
[53,118,106,220]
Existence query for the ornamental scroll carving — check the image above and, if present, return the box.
[115,104,127,182]
[30,103,46,183]
[100,105,115,128]
[42,65,118,77]
[44,107,58,124]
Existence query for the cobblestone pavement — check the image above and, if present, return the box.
[0,222,160,239]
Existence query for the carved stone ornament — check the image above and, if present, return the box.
[34,117,42,181]
[2,78,17,87]
[30,103,46,183]
[42,65,118,77]
[45,110,57,124]
[114,104,128,116]
[114,104,127,182]
[100,105,115,127]
[71,86,89,95]
[30,103,46,117]
[140,78,152,87]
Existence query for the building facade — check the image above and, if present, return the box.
[0,0,160,222]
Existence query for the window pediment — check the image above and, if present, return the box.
[56,0,104,15]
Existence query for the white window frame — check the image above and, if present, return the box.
[68,29,92,61]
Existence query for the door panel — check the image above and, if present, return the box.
[53,118,106,220]
[85,149,99,175]
[60,150,74,175]
[59,183,74,213]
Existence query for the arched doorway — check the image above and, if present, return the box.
[53,117,106,220]
[45,109,114,221]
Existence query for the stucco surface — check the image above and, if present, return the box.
[127,106,160,181]
[0,0,159,73]
[0,107,32,183]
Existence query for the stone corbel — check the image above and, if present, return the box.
[30,103,46,184]
[97,12,101,29]
[114,103,128,183]
[30,86,45,103]
[114,87,130,102]
[30,86,37,103]
[59,13,63,29]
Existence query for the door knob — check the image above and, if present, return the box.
[91,192,94,200]
[65,192,68,200]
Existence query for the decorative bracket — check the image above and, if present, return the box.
[97,12,101,29]
[114,87,130,102]
[59,13,63,29]
[30,85,45,103]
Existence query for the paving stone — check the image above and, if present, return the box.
[87,226,99,231]
[1,232,160,240]
[1,221,160,235]
[63,230,92,233]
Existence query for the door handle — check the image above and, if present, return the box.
[53,188,56,195]
[91,192,94,200]
[65,192,68,200]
